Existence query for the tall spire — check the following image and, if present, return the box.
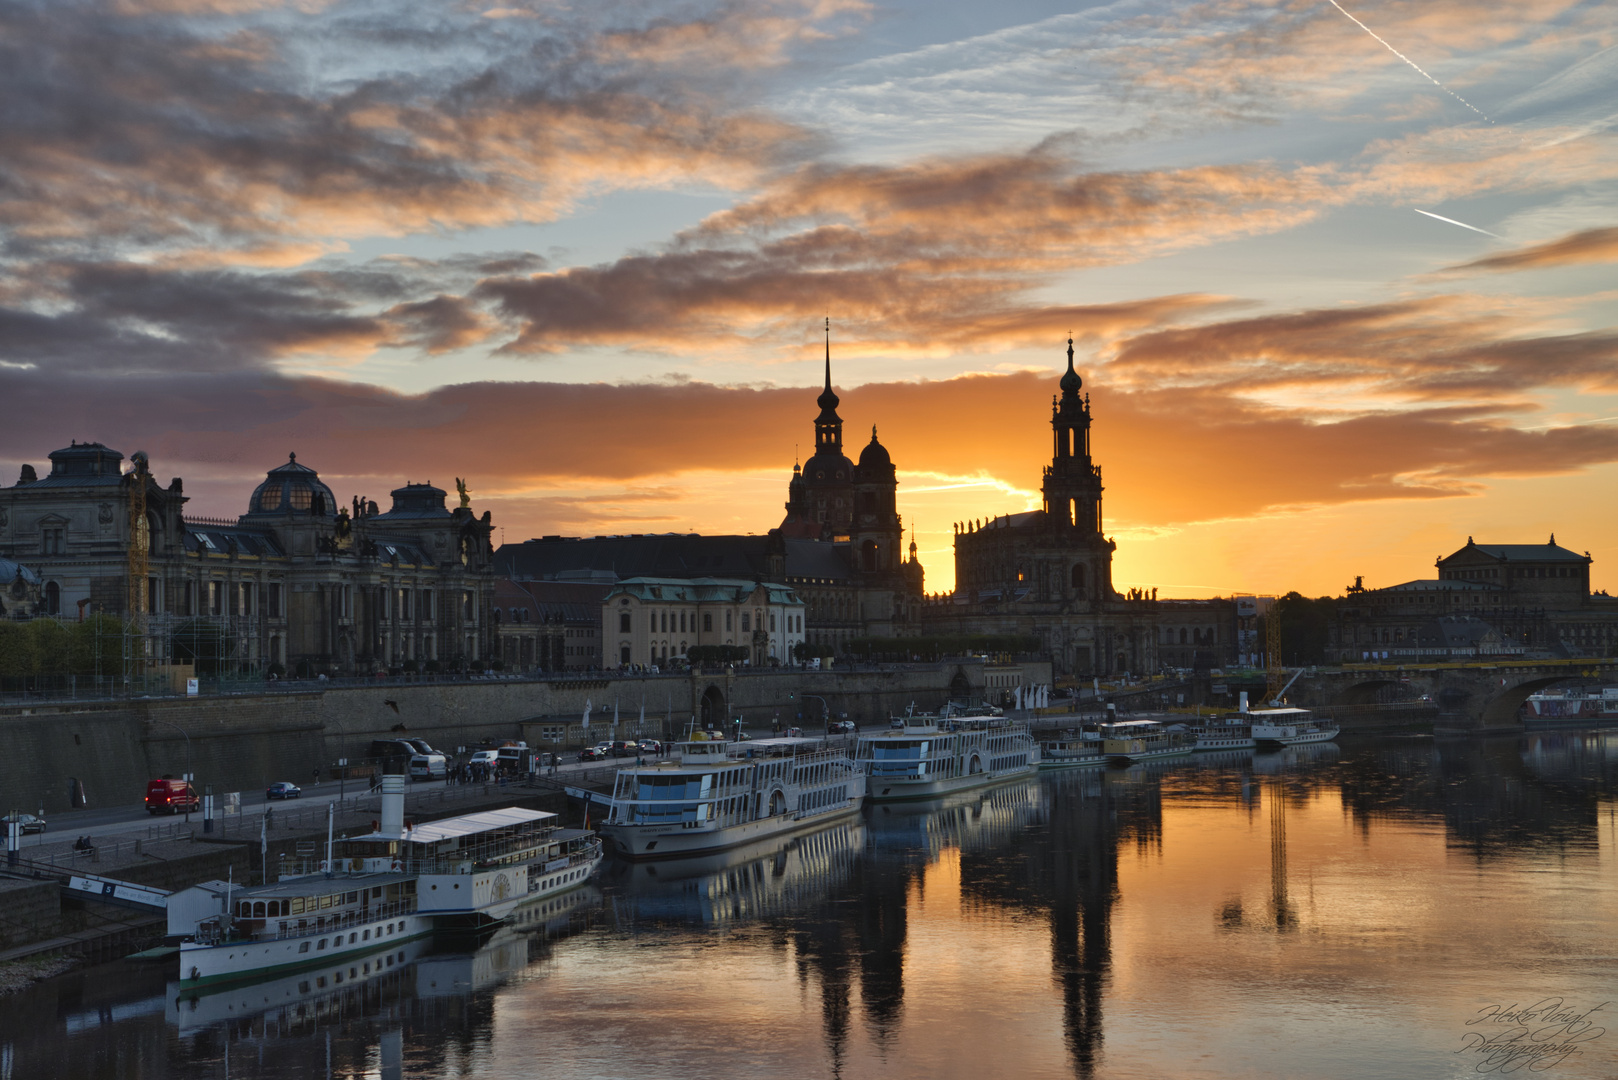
[1060,336,1081,396]
[817,317,840,415]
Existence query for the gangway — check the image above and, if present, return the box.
[65,874,170,912]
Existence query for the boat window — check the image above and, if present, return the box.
[290,897,305,915]
[317,939,326,951]
[299,941,310,953]
[871,742,925,759]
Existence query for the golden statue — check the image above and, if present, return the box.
[455,477,471,509]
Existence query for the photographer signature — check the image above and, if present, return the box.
[1457,998,1608,1073]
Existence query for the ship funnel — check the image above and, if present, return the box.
[380,774,405,838]
[1239,691,1249,714]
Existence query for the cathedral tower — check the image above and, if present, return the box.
[1042,338,1103,536]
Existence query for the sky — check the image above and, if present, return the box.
[2,0,1617,597]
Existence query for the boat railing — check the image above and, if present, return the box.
[195,897,418,946]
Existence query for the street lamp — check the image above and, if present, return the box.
[149,718,192,822]
[802,694,830,742]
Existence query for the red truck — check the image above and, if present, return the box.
[145,778,199,815]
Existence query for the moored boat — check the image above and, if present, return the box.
[1099,719,1196,763]
[598,736,865,859]
[1193,715,1257,752]
[1248,707,1339,746]
[857,712,1038,799]
[1037,730,1106,769]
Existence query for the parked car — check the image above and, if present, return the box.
[637,739,664,754]
[145,778,200,815]
[830,720,857,733]
[578,746,607,762]
[1,812,46,834]
[608,740,638,757]
[265,781,302,800]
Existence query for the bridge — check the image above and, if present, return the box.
[1290,658,1618,732]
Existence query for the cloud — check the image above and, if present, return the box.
[0,0,830,265]
[1441,226,1618,274]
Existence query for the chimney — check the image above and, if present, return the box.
[380,774,405,838]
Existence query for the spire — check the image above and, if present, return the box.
[816,316,840,414]
[1059,336,1082,396]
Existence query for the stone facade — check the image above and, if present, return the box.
[921,341,1237,678]
[0,443,497,676]
[602,577,805,668]
[1328,537,1618,661]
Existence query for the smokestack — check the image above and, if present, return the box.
[380,774,405,838]
[1239,691,1249,713]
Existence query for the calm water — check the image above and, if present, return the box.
[6,729,1617,1080]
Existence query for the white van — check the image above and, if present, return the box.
[468,749,499,769]
[408,753,447,780]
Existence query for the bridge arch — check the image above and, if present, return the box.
[1478,673,1599,729]
[699,684,726,727]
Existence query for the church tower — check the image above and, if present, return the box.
[1042,338,1103,536]
[781,321,856,539]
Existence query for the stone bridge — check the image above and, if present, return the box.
[1291,659,1618,732]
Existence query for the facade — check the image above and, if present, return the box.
[1328,537,1618,661]
[0,443,497,676]
[601,577,805,668]
[921,340,1237,678]
[492,578,610,672]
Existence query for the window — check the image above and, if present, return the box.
[704,613,713,632]
[42,528,65,555]
[621,645,631,664]
[258,487,282,511]
[620,613,631,632]
[726,612,733,631]
[421,590,433,620]
[208,581,223,615]
[661,612,668,632]
[770,613,776,632]
[288,484,313,511]
[741,614,750,632]
[45,581,60,615]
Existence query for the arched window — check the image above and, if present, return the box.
[288,484,313,511]
[1070,565,1087,594]
[258,486,282,511]
[45,581,60,615]
[862,541,879,572]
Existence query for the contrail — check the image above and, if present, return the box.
[1325,0,1493,123]
[1414,208,1500,237]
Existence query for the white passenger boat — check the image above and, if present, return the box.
[1248,707,1339,746]
[175,776,602,988]
[857,712,1038,800]
[1099,720,1196,763]
[1193,715,1257,751]
[597,736,865,859]
[1524,687,1618,723]
[1037,730,1105,769]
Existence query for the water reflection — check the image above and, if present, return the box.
[5,728,1617,1079]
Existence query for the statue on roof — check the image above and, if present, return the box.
[455,477,471,509]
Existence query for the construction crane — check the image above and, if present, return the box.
[1263,599,1286,705]
[126,451,150,623]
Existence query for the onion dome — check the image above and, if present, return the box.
[1059,337,1082,396]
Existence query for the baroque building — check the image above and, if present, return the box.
[1327,537,1618,661]
[923,341,1235,677]
[495,333,925,658]
[0,442,497,676]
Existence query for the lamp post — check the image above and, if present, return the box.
[802,694,830,743]
[149,718,192,822]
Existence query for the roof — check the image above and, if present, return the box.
[0,557,41,585]
[605,576,803,606]
[1443,540,1589,563]
[399,806,556,844]
[235,871,416,899]
[497,533,778,582]
[784,539,854,582]
[1371,578,1496,593]
[183,525,285,558]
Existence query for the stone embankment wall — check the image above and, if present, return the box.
[0,663,979,813]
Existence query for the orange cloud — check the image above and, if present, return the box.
[1442,226,1618,274]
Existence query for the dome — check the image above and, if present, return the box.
[1059,337,1082,395]
[246,453,337,518]
[806,451,855,483]
[857,426,891,469]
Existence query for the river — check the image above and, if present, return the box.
[4,728,1615,1079]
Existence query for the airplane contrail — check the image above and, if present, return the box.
[1414,208,1500,237]
[1325,0,1494,123]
